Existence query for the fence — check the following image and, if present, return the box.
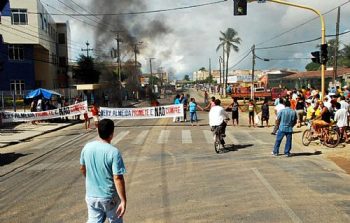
[0,88,79,112]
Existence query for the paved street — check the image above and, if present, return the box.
[1,99,350,222]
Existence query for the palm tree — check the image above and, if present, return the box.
[217,28,241,97]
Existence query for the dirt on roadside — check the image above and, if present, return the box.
[326,146,350,174]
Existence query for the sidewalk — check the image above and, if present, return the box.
[0,120,79,148]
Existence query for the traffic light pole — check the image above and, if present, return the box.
[267,0,326,98]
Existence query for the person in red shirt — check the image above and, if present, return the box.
[91,103,100,129]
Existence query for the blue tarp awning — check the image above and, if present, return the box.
[26,88,62,99]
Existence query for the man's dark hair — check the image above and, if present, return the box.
[211,96,215,101]
[285,100,291,107]
[214,99,221,105]
[340,96,345,101]
[279,97,284,105]
[98,119,114,139]
[335,102,341,110]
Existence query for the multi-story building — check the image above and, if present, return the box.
[0,0,70,93]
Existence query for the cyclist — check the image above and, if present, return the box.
[311,101,332,138]
[209,99,230,142]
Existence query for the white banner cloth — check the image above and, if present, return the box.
[0,101,88,123]
[100,104,184,120]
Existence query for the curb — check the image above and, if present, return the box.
[0,121,80,149]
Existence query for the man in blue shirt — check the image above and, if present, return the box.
[80,119,127,223]
[272,100,297,157]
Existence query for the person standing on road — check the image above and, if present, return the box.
[80,119,127,223]
[204,90,209,104]
[180,93,188,122]
[91,103,100,129]
[271,98,285,135]
[173,94,181,122]
[227,97,242,126]
[189,98,204,126]
[204,96,216,111]
[261,98,270,127]
[272,100,297,157]
[248,99,257,127]
[334,102,349,142]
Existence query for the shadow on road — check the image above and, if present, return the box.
[0,152,30,166]
[219,143,254,154]
[290,151,322,156]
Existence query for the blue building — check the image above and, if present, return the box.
[0,0,69,93]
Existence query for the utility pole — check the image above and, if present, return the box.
[149,58,155,93]
[134,41,143,78]
[251,45,256,100]
[333,7,340,84]
[209,58,212,83]
[219,56,223,96]
[222,47,226,97]
[81,41,93,57]
[116,33,123,106]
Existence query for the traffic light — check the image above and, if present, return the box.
[320,44,328,65]
[234,0,247,16]
[311,51,320,64]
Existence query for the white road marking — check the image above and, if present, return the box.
[203,130,214,144]
[241,131,269,144]
[111,131,129,145]
[157,130,170,144]
[182,130,192,144]
[226,131,239,145]
[132,130,150,145]
[252,168,303,223]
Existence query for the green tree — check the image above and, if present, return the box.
[305,62,321,71]
[217,28,241,97]
[73,55,100,84]
[183,74,190,81]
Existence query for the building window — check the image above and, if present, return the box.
[10,80,25,95]
[11,9,28,25]
[8,45,24,60]
[58,33,66,44]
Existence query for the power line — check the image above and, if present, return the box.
[227,49,252,70]
[27,0,227,16]
[256,0,350,46]
[256,30,350,50]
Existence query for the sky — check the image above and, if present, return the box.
[45,0,350,79]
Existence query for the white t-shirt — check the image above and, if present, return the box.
[274,104,285,120]
[334,108,348,127]
[339,100,349,111]
[209,106,229,126]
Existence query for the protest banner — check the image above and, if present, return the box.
[0,101,88,123]
[100,104,184,120]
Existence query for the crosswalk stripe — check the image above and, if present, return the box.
[240,131,269,145]
[132,130,150,145]
[157,130,170,144]
[226,131,239,145]
[203,130,214,144]
[182,130,192,144]
[111,131,130,145]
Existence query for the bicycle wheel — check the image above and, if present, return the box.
[324,129,340,148]
[302,130,312,146]
[214,135,221,153]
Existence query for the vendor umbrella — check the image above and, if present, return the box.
[26,88,62,100]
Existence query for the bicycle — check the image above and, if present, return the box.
[211,119,229,153]
[302,121,340,148]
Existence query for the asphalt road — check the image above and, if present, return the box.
[1,91,350,222]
